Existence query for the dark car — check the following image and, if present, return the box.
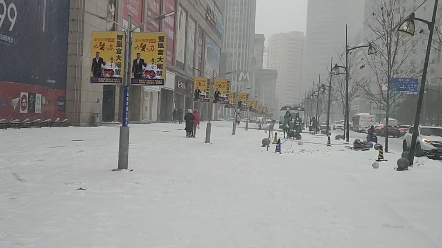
[376,125,401,138]
[398,125,411,136]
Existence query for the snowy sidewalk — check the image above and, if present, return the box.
[1,122,441,248]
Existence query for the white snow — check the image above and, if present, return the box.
[1,121,441,248]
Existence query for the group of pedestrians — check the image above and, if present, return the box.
[183,109,200,138]
[172,108,200,137]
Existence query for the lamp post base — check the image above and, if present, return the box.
[117,126,130,170]
[205,123,212,143]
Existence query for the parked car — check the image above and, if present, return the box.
[403,126,442,157]
[334,120,345,130]
[398,125,411,137]
[376,125,401,138]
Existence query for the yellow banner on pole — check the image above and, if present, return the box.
[131,32,167,85]
[248,99,258,110]
[194,77,209,102]
[90,32,125,84]
[214,79,230,104]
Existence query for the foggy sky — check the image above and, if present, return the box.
[255,0,308,41]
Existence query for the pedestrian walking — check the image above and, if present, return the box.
[184,109,195,138]
[192,109,200,138]
[177,108,183,124]
[172,108,177,123]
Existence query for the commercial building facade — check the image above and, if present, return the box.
[1,0,222,126]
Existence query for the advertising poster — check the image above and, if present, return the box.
[203,0,223,38]
[28,93,36,113]
[90,32,125,84]
[185,17,196,75]
[123,0,142,31]
[0,0,69,120]
[213,79,230,104]
[163,0,176,65]
[35,94,42,114]
[175,5,187,69]
[146,0,161,32]
[193,77,209,102]
[237,93,249,110]
[195,26,204,76]
[227,92,236,107]
[204,35,220,77]
[131,32,167,86]
[249,99,258,112]
[19,92,28,114]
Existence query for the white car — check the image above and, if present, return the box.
[403,126,442,157]
[334,120,345,130]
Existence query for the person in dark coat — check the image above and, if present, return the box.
[177,108,183,124]
[91,52,105,77]
[184,109,195,137]
[172,108,177,123]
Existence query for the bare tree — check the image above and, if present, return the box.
[331,48,370,126]
[361,0,423,152]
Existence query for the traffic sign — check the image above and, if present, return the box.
[390,78,419,94]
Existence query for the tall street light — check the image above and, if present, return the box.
[245,87,252,131]
[193,68,217,144]
[343,25,376,143]
[331,63,347,138]
[398,0,438,166]
[86,11,175,171]
[326,57,334,137]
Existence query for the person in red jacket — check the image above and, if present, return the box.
[192,109,200,138]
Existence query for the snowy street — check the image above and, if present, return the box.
[1,121,442,248]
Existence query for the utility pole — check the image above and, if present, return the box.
[345,24,350,143]
[315,76,321,134]
[117,15,132,170]
[407,0,439,166]
[326,58,333,136]
[205,70,216,143]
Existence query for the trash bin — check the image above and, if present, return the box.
[93,112,99,127]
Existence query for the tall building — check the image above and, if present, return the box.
[251,34,278,114]
[302,0,365,104]
[268,31,305,108]
[252,34,265,70]
[217,0,256,92]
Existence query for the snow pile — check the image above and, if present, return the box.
[0,122,441,247]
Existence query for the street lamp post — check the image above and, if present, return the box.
[193,68,216,144]
[343,25,376,143]
[315,76,321,134]
[85,11,175,170]
[205,70,216,143]
[326,58,333,136]
[397,0,438,166]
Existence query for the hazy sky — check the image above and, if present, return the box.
[255,0,309,42]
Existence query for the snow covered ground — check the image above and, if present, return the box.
[1,121,441,248]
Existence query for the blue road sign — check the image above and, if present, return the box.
[390,78,419,94]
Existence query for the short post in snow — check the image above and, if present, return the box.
[327,136,331,147]
[275,139,282,154]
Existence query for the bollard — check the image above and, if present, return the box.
[376,145,387,162]
[275,139,281,154]
[397,158,409,171]
[273,133,278,144]
[262,138,270,147]
[327,136,331,146]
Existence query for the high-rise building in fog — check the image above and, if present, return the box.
[302,0,365,104]
[217,0,256,92]
[251,34,278,114]
[268,31,305,108]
